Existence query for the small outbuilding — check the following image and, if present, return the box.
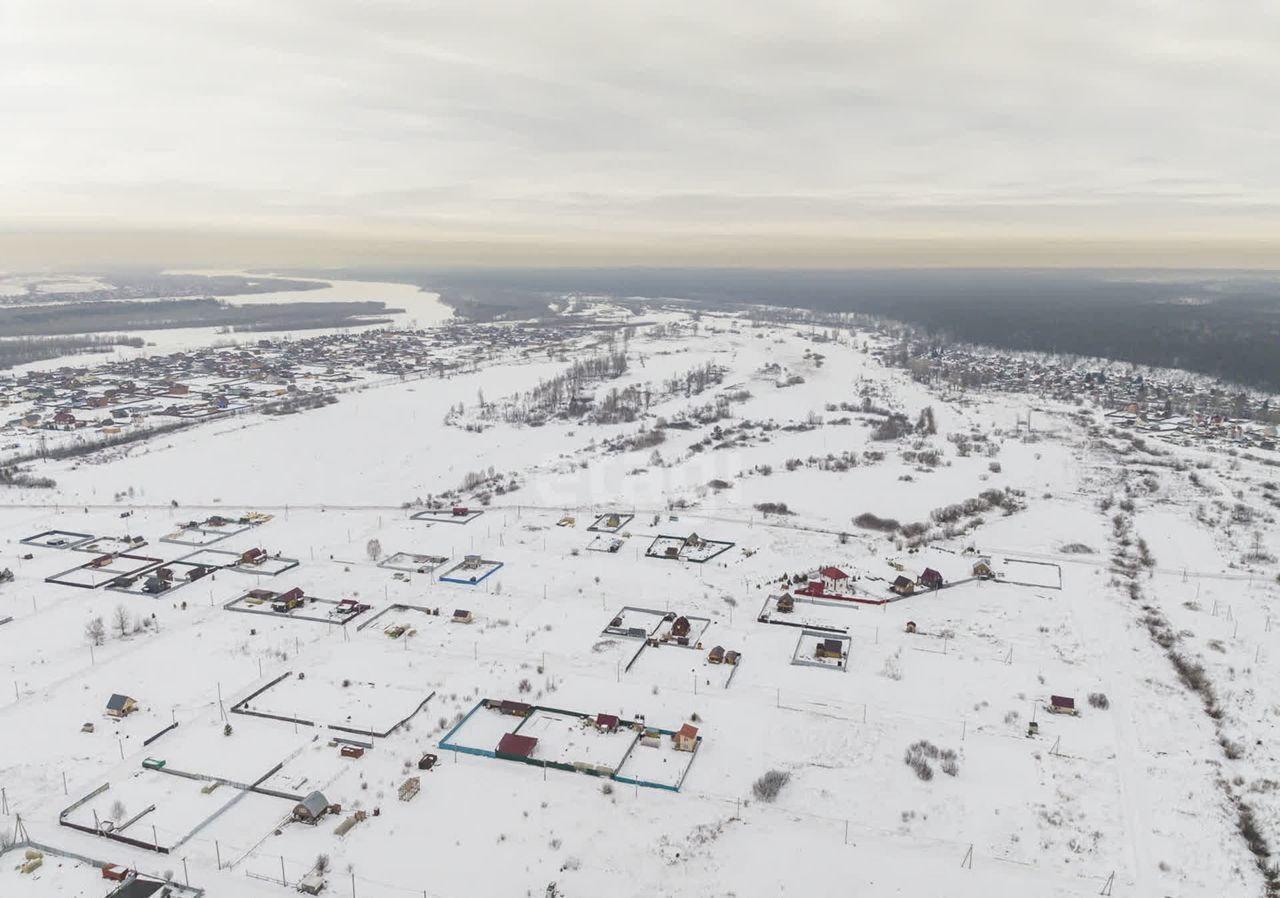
[708,645,725,664]
[595,713,620,732]
[972,559,995,579]
[105,694,137,718]
[452,609,473,624]
[674,723,699,752]
[293,790,331,824]
[1048,695,1079,716]
[891,575,915,596]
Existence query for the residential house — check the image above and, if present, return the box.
[105,694,137,718]
[919,568,944,590]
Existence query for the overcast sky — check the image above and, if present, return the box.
[3,1,1279,268]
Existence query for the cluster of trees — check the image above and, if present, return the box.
[0,334,144,369]
[497,351,629,423]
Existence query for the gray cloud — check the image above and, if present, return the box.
[3,1,1280,266]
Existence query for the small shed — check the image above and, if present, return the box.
[905,620,917,634]
[595,713,620,733]
[293,791,331,824]
[708,646,725,664]
[1049,695,1078,716]
[105,694,137,718]
[495,700,532,717]
[398,777,421,802]
[340,745,365,759]
[724,650,741,665]
[452,609,473,624]
[674,723,699,752]
[298,872,327,895]
[972,559,995,579]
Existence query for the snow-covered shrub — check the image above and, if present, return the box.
[751,769,791,802]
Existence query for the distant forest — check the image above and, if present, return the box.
[0,272,328,305]
[305,266,1280,392]
[0,298,396,338]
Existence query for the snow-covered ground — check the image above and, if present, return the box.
[0,293,1276,898]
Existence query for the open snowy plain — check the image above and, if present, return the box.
[0,292,1277,898]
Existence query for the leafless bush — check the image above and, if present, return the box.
[752,769,791,802]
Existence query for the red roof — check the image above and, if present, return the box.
[676,723,699,741]
[819,566,849,580]
[496,733,538,758]
[596,713,619,729]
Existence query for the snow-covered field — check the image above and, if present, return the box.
[0,291,1277,898]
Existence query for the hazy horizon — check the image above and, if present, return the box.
[5,1,1280,270]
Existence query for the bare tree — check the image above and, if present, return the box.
[366,538,382,561]
[113,604,131,638]
[85,616,105,646]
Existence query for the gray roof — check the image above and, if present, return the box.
[106,694,133,710]
[296,790,329,817]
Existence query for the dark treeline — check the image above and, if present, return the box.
[0,334,145,368]
[310,266,1280,391]
[0,299,396,338]
[0,272,328,305]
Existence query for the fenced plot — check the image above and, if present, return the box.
[106,560,215,597]
[20,529,94,549]
[73,535,147,555]
[439,702,521,756]
[378,551,449,573]
[791,629,852,672]
[356,602,440,635]
[615,729,700,791]
[45,553,164,589]
[161,525,239,547]
[602,606,670,639]
[172,547,243,569]
[645,535,686,560]
[440,701,695,790]
[1000,557,1063,589]
[644,534,735,563]
[224,592,368,626]
[411,507,484,525]
[513,708,637,775]
[160,515,266,546]
[232,670,432,737]
[61,771,241,852]
[586,535,624,553]
[439,557,503,584]
[229,553,300,576]
[587,512,634,533]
